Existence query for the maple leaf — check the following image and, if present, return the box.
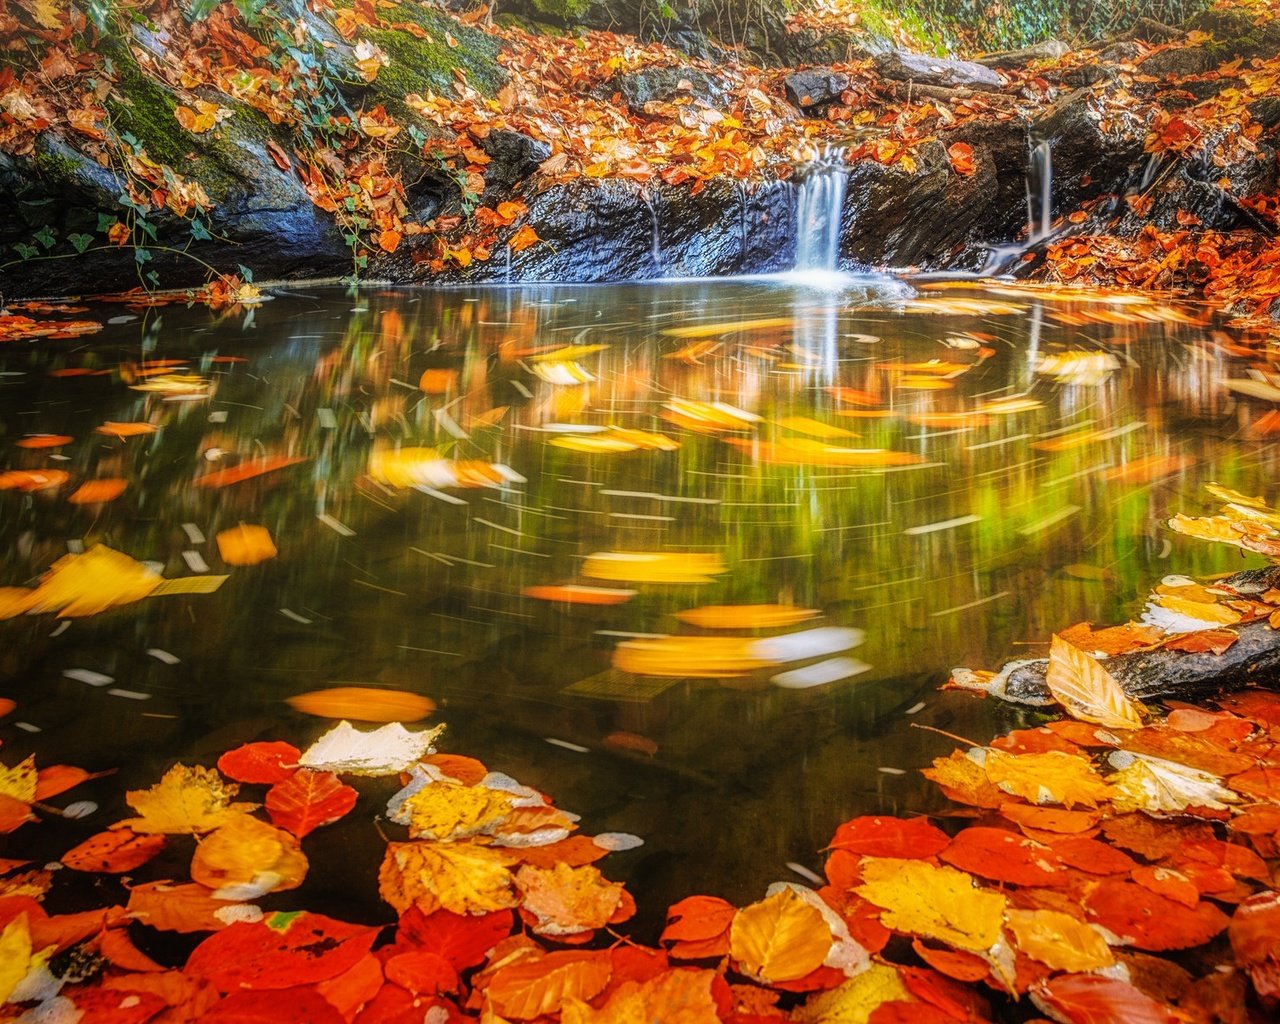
[190,812,308,898]
[856,858,1006,952]
[379,841,518,916]
[1108,750,1239,815]
[561,967,721,1024]
[1045,634,1144,730]
[729,888,831,984]
[120,764,256,834]
[1005,908,1114,972]
[515,861,625,937]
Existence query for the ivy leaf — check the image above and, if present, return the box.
[68,233,93,253]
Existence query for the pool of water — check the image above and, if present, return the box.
[1,275,1275,933]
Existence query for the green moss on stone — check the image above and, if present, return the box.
[366,5,505,108]
[103,43,192,170]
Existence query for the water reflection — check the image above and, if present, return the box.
[1,277,1276,922]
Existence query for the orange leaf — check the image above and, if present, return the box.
[379,228,401,253]
[126,881,252,933]
[486,949,612,1020]
[286,687,435,723]
[947,142,975,176]
[510,225,541,252]
[194,455,308,488]
[264,770,357,838]
[63,829,167,873]
[67,478,127,504]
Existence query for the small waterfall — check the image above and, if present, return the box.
[641,192,663,275]
[1026,139,1053,243]
[794,160,848,272]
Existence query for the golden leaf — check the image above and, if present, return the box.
[515,862,625,937]
[728,888,830,984]
[0,915,51,1004]
[379,840,518,916]
[18,544,162,618]
[790,962,910,1023]
[1045,634,1144,730]
[675,605,820,629]
[984,748,1116,809]
[403,781,513,840]
[216,524,277,566]
[286,687,436,724]
[0,757,37,804]
[856,858,1006,952]
[121,764,256,835]
[1005,908,1113,971]
[1150,594,1242,627]
[190,812,307,897]
[582,551,727,585]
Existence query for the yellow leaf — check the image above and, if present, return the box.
[19,544,162,618]
[582,551,727,585]
[286,687,436,723]
[790,963,910,1023]
[612,636,770,678]
[660,317,793,339]
[984,748,1115,809]
[121,764,256,835]
[1045,634,1144,730]
[402,781,513,840]
[1005,908,1114,972]
[515,862,625,937]
[379,840,517,916]
[675,604,820,629]
[0,915,51,1003]
[190,812,308,897]
[729,888,830,984]
[1204,482,1267,508]
[0,757,37,804]
[774,416,857,439]
[530,344,609,362]
[1150,594,1242,627]
[216,524,277,566]
[856,858,1006,952]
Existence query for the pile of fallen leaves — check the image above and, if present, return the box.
[3,606,1280,1021]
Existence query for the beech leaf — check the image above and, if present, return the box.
[1045,634,1144,730]
[729,888,831,984]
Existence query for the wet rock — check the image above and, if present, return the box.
[1250,97,1280,132]
[1173,76,1245,103]
[1033,87,1151,215]
[429,176,794,283]
[783,69,851,109]
[1186,7,1259,40]
[1062,63,1117,89]
[839,139,1007,268]
[873,50,1005,93]
[788,27,892,65]
[1138,45,1223,80]
[610,66,732,112]
[974,39,1069,69]
[479,128,552,194]
[1121,17,1184,43]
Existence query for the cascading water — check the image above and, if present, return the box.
[980,137,1055,274]
[793,160,848,273]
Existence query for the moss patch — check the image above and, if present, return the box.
[366,5,505,110]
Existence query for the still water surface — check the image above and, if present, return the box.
[0,275,1274,930]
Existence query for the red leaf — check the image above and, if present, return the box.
[1048,835,1138,875]
[827,816,950,858]
[383,950,458,995]
[265,770,357,838]
[34,764,95,799]
[869,1002,956,1024]
[659,895,734,958]
[398,907,513,971]
[946,141,975,176]
[266,140,292,172]
[1032,974,1180,1024]
[201,987,347,1024]
[911,939,990,983]
[1083,880,1228,951]
[1229,891,1280,966]
[939,827,1068,887]
[186,913,380,991]
[218,742,301,784]
[63,829,166,873]
[67,987,167,1024]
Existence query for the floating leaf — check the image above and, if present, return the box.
[1045,635,1144,730]
[790,962,910,1023]
[561,967,721,1024]
[62,829,166,873]
[190,812,308,898]
[379,841,518,917]
[675,604,820,629]
[1006,909,1114,972]
[126,882,261,933]
[856,858,1005,952]
[488,950,613,1020]
[828,816,950,859]
[1108,750,1239,815]
[286,687,436,723]
[983,748,1115,808]
[265,770,357,838]
[1030,974,1180,1024]
[216,525,277,566]
[729,888,831,984]
[217,742,301,785]
[185,913,378,991]
[516,861,627,938]
[297,721,443,776]
[120,764,256,835]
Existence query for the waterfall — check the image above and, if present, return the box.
[641,192,663,275]
[794,161,848,272]
[1026,139,1053,243]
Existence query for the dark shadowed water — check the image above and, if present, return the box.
[1,274,1274,934]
